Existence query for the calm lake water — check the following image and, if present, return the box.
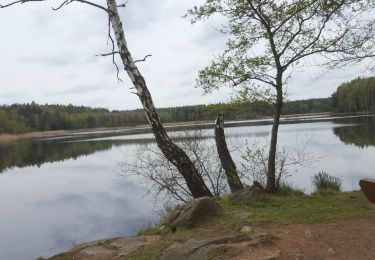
[0,114,374,259]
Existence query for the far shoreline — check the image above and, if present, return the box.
[1,111,373,144]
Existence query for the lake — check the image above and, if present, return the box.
[0,114,374,259]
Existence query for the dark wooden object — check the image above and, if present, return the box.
[359,178,375,204]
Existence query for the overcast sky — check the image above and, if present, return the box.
[0,0,373,111]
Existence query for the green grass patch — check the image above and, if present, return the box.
[276,182,305,196]
[221,191,375,225]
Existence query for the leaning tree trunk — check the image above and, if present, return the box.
[215,111,244,192]
[266,83,283,193]
[106,0,212,198]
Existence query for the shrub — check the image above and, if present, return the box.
[312,171,342,195]
[277,182,305,196]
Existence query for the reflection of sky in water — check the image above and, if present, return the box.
[0,147,156,260]
[0,117,374,259]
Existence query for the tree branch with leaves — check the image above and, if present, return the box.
[187,0,375,192]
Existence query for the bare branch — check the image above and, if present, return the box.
[75,0,109,13]
[51,0,72,11]
[0,0,46,8]
[117,0,129,8]
[134,54,152,63]
[95,51,120,57]
[1,0,110,14]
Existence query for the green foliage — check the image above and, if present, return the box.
[332,77,375,113]
[221,191,375,224]
[188,0,375,98]
[312,171,342,195]
[0,99,331,134]
[277,182,305,196]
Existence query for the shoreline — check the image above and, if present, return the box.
[1,111,373,144]
[0,120,208,144]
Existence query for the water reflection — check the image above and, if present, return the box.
[333,116,375,148]
[0,114,374,259]
[0,146,156,260]
[0,133,216,174]
[0,140,122,173]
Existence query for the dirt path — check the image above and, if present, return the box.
[235,219,375,260]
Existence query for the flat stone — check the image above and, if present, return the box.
[295,253,324,260]
[241,226,254,233]
[110,235,160,256]
[263,249,281,259]
[304,230,320,240]
[160,233,274,260]
[77,245,116,259]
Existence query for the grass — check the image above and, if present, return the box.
[220,191,374,225]
[276,182,305,196]
[312,171,342,195]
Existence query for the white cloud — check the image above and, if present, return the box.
[0,0,372,110]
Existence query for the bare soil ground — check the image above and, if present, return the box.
[234,219,375,260]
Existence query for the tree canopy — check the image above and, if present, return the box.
[0,99,331,134]
[188,0,375,192]
[188,0,375,96]
[332,77,375,113]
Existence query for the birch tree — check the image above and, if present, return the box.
[187,0,375,192]
[1,0,213,198]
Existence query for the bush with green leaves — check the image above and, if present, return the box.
[312,172,342,194]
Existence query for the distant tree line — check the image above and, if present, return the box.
[332,77,375,113]
[0,99,331,134]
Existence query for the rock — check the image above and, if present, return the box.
[235,212,254,219]
[240,226,254,233]
[110,235,160,256]
[76,246,116,260]
[169,197,221,229]
[160,233,274,260]
[231,185,265,204]
[69,235,160,260]
[304,230,320,240]
[295,253,324,260]
[327,248,335,254]
[263,249,281,260]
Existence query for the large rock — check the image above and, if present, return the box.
[230,185,265,204]
[160,233,274,260]
[169,196,221,229]
[51,235,160,260]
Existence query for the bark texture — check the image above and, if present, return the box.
[266,85,283,192]
[214,111,244,192]
[106,0,212,198]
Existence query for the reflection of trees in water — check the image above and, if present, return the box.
[0,134,216,174]
[333,116,375,148]
[0,140,124,174]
